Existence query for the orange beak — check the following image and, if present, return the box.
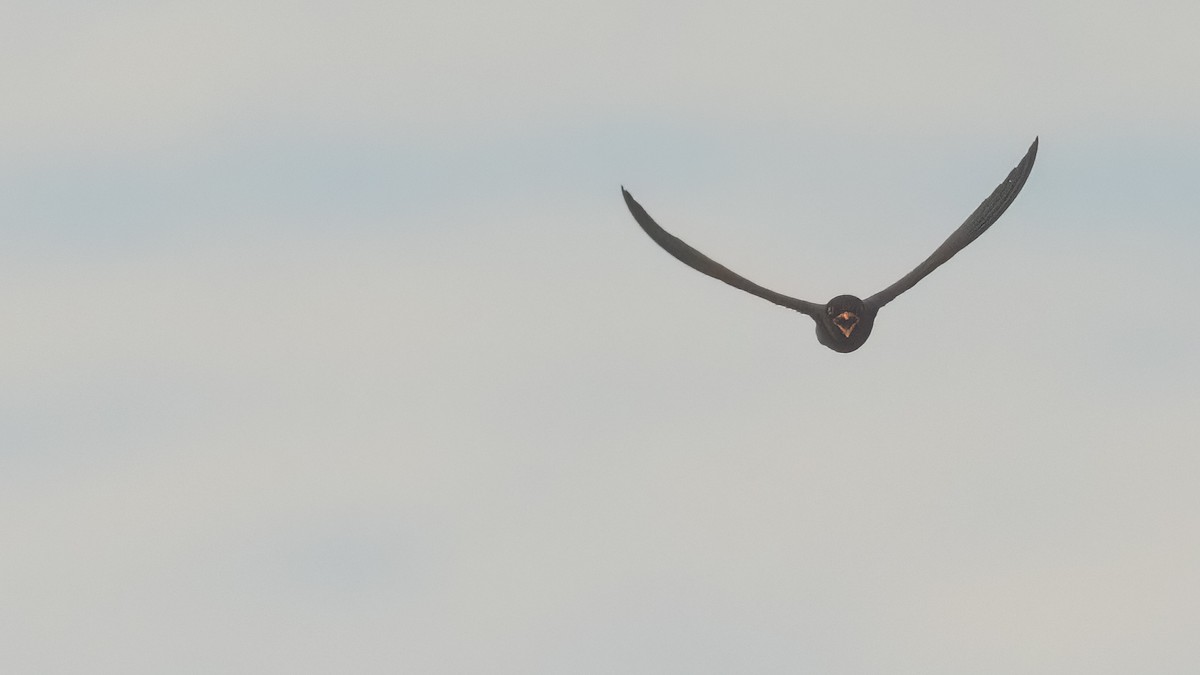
[833,311,859,338]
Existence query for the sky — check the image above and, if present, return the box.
[2,1,1199,673]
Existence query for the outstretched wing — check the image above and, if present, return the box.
[622,188,822,317]
[866,137,1039,310]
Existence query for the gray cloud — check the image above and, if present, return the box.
[2,1,1199,673]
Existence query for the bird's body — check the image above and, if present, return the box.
[622,138,1038,352]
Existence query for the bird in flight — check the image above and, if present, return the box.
[621,137,1038,352]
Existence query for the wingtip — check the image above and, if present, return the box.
[1023,136,1039,165]
[621,186,638,207]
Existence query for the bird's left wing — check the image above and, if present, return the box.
[866,137,1039,310]
[623,188,822,317]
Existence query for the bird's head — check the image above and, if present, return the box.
[816,295,875,352]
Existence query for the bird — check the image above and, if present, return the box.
[621,137,1038,353]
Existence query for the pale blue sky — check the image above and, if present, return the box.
[3,1,1199,673]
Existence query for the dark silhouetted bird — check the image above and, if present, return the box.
[621,137,1038,352]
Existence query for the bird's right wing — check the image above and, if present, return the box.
[622,187,822,317]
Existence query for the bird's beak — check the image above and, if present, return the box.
[834,311,859,338]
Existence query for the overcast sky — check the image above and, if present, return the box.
[3,1,1199,673]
